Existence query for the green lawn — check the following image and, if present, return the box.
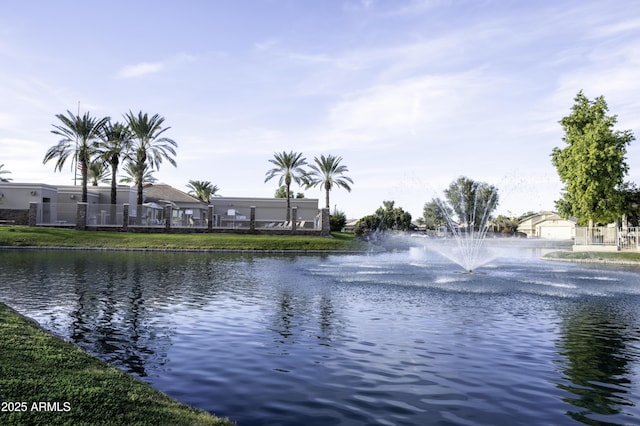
[0,303,233,426]
[0,226,367,251]
[543,250,640,262]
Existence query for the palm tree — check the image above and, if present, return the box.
[0,164,12,182]
[88,160,110,186]
[125,111,177,207]
[96,121,132,205]
[44,110,110,202]
[306,154,353,209]
[186,180,219,204]
[119,161,157,186]
[264,151,307,221]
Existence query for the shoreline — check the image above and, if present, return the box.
[0,245,371,254]
[0,227,369,252]
[0,302,233,425]
[542,256,640,266]
[542,250,640,266]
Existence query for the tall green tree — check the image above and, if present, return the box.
[186,180,219,203]
[421,198,451,230]
[551,91,634,225]
[125,111,178,207]
[444,176,499,231]
[264,151,307,221]
[306,154,354,209]
[0,164,12,182]
[44,110,110,202]
[96,121,132,205]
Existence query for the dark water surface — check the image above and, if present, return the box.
[1,249,640,425]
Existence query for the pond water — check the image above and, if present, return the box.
[1,249,640,425]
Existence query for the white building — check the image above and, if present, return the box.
[517,211,576,240]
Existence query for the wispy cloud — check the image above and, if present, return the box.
[593,17,640,37]
[322,69,496,147]
[115,53,201,79]
[116,61,165,79]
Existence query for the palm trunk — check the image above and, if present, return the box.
[136,160,144,226]
[285,175,292,221]
[110,159,118,205]
[325,187,330,209]
[110,160,118,225]
[285,183,291,221]
[81,158,89,203]
[136,176,144,225]
[136,150,146,206]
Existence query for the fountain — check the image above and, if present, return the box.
[422,179,499,273]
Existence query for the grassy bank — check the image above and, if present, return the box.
[543,250,640,264]
[0,303,233,426]
[0,226,367,251]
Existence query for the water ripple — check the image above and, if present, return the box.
[1,250,640,424]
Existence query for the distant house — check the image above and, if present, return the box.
[517,211,576,240]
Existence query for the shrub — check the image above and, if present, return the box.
[329,211,347,232]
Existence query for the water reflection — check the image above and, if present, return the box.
[1,250,640,425]
[557,301,639,424]
[318,295,336,337]
[0,251,178,377]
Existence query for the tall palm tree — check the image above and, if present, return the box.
[186,180,219,204]
[306,154,354,209]
[125,111,177,207]
[0,164,12,182]
[44,110,110,202]
[96,121,132,205]
[264,151,307,221]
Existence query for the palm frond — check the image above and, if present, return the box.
[306,154,354,208]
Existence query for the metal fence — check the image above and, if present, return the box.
[619,227,640,250]
[574,227,618,246]
[574,226,640,250]
[127,204,166,228]
[87,204,125,227]
[36,202,77,226]
[33,201,325,232]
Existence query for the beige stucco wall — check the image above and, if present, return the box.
[0,183,58,208]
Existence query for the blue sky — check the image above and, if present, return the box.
[1,0,639,219]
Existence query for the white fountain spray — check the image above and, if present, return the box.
[433,180,499,273]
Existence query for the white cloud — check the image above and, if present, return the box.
[116,61,164,79]
[114,53,203,79]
